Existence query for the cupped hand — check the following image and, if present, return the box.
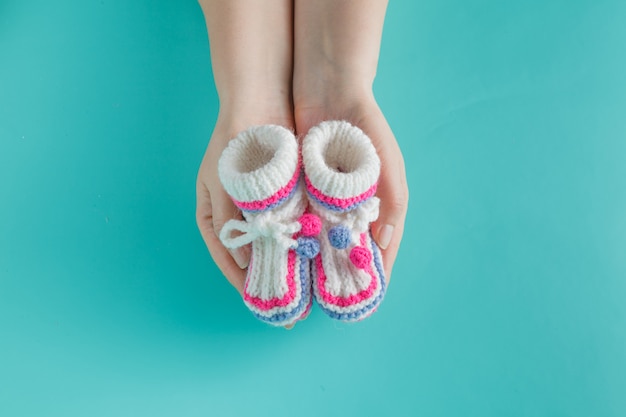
[295,95,408,281]
[196,110,297,329]
[196,118,249,295]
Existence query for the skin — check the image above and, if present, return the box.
[196,0,294,293]
[196,0,409,327]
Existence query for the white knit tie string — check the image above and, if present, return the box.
[321,197,380,236]
[220,212,301,251]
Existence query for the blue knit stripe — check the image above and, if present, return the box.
[316,233,386,322]
[239,181,300,214]
[306,189,369,213]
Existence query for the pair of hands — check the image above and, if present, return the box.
[196,93,408,297]
[195,0,408,302]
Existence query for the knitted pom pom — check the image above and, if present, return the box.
[298,213,322,237]
[296,237,321,259]
[328,225,351,249]
[349,246,371,269]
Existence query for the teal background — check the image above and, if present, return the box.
[1,0,625,415]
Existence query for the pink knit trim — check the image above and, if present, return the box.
[315,233,378,307]
[305,176,377,209]
[243,250,297,310]
[232,161,301,211]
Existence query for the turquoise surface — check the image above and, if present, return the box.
[1,0,626,415]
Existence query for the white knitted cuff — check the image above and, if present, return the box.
[218,125,300,212]
[302,121,380,212]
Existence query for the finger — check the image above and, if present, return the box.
[196,181,248,294]
[365,120,409,282]
[209,184,253,270]
[372,170,408,282]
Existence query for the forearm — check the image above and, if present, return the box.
[199,0,293,113]
[293,0,389,104]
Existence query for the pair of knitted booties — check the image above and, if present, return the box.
[218,121,386,326]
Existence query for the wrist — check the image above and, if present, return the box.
[294,78,375,122]
[293,89,380,138]
[216,79,293,123]
[213,99,295,144]
[293,71,374,111]
[217,83,292,112]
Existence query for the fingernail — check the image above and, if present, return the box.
[230,247,249,269]
[378,224,394,250]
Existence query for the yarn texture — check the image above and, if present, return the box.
[219,124,300,212]
[298,213,322,237]
[302,121,387,322]
[216,121,386,325]
[328,225,352,249]
[349,246,372,269]
[296,237,321,259]
[218,125,312,326]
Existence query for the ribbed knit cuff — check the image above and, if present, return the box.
[302,121,380,212]
[218,125,300,213]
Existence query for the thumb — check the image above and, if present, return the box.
[371,156,409,282]
[196,181,249,294]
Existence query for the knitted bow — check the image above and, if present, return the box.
[320,197,380,237]
[219,212,302,251]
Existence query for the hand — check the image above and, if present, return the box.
[196,0,294,296]
[293,0,405,280]
[196,109,294,294]
[294,94,408,282]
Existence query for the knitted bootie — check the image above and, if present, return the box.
[218,125,318,326]
[302,121,386,322]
